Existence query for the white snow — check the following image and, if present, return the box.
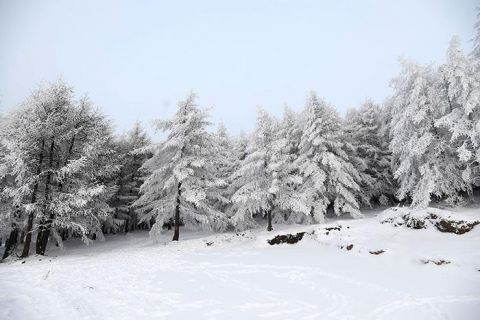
[1,208,479,320]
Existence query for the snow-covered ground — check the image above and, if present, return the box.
[1,208,479,320]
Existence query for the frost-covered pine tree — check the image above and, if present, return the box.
[234,131,249,162]
[0,81,75,257]
[472,8,480,60]
[344,100,395,205]
[0,81,118,257]
[110,122,151,233]
[231,106,309,230]
[211,122,234,214]
[226,131,250,225]
[35,91,119,252]
[270,107,309,224]
[231,108,278,231]
[36,94,118,254]
[435,36,480,189]
[390,60,469,208]
[134,93,226,241]
[295,92,362,222]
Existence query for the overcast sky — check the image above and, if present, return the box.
[0,0,478,137]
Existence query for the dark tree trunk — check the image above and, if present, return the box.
[37,212,54,255]
[264,159,273,232]
[2,224,19,260]
[36,221,45,252]
[61,229,68,241]
[124,209,129,234]
[172,182,182,241]
[267,210,273,231]
[36,139,55,255]
[130,207,137,232]
[21,139,45,258]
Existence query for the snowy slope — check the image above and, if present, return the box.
[1,208,479,320]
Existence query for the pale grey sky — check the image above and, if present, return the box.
[0,0,478,137]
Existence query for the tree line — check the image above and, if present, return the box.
[1,31,479,259]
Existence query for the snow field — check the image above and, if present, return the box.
[1,211,479,320]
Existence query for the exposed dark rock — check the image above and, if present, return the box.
[369,250,385,255]
[325,226,342,232]
[346,244,354,251]
[436,220,479,235]
[268,232,306,245]
[421,259,451,266]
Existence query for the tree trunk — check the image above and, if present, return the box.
[172,182,182,241]
[21,139,45,258]
[266,209,273,231]
[36,139,55,255]
[2,224,19,260]
[124,208,129,234]
[37,212,54,255]
[264,160,273,232]
[130,207,137,232]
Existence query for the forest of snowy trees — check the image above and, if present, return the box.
[1,28,479,260]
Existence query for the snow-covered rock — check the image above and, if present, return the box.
[380,207,480,234]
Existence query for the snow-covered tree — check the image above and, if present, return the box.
[0,81,118,257]
[211,122,234,214]
[270,107,309,224]
[435,36,480,190]
[231,108,278,231]
[344,100,395,205]
[234,131,249,162]
[295,92,362,222]
[41,98,119,251]
[231,106,309,230]
[0,81,74,257]
[389,60,469,208]
[472,8,480,60]
[231,107,308,230]
[134,93,226,241]
[109,122,151,233]
[225,131,250,226]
